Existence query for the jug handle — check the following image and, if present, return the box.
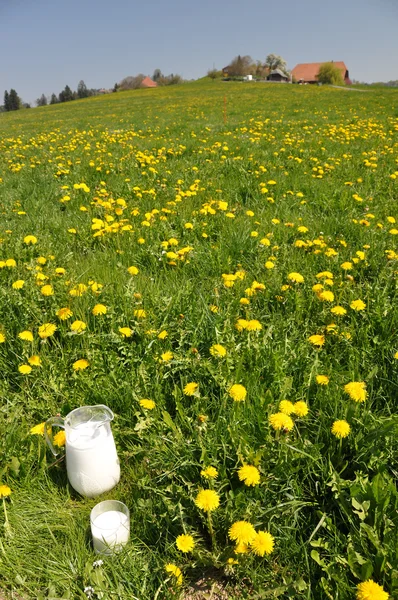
[44,416,65,457]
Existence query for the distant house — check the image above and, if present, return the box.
[268,69,289,82]
[140,76,157,88]
[291,62,351,84]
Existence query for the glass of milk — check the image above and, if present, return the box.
[90,500,130,555]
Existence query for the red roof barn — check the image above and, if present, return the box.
[291,62,351,84]
[140,76,157,88]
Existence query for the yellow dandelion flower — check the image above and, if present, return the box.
[176,534,195,553]
[139,399,155,410]
[30,422,45,435]
[157,330,168,339]
[228,521,256,545]
[70,320,87,333]
[119,327,133,338]
[18,330,34,342]
[0,333,5,344]
[133,309,146,319]
[165,563,183,586]
[92,304,107,316]
[287,272,304,283]
[235,319,249,331]
[331,420,351,438]
[316,375,329,385]
[356,580,389,600]
[57,307,73,320]
[394,351,398,359]
[73,359,89,371]
[210,344,227,357]
[40,285,54,297]
[55,268,66,275]
[38,323,57,339]
[246,319,262,331]
[331,306,347,316]
[350,299,366,311]
[269,412,294,431]
[54,430,66,447]
[24,235,37,245]
[200,466,218,479]
[28,355,41,366]
[12,280,25,289]
[229,384,247,402]
[250,530,275,556]
[237,465,260,487]
[344,381,367,403]
[184,382,199,396]
[308,334,325,347]
[127,266,139,275]
[293,401,309,417]
[279,400,295,414]
[18,364,32,375]
[195,489,220,512]
[5,259,16,268]
[318,290,334,302]
[234,542,250,554]
[341,262,353,270]
[160,351,173,362]
[0,485,12,498]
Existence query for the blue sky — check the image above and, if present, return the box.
[1,0,397,104]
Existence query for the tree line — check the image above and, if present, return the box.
[208,54,289,80]
[36,80,98,106]
[117,69,183,90]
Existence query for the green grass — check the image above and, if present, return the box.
[0,81,397,599]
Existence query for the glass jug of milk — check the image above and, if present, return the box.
[45,405,120,497]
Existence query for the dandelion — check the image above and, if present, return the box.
[54,430,66,447]
[57,307,73,320]
[28,355,41,366]
[246,319,262,331]
[92,304,107,316]
[30,422,45,435]
[209,344,227,357]
[41,285,54,296]
[237,465,260,486]
[235,318,249,331]
[176,534,195,553]
[200,466,218,479]
[341,262,353,270]
[157,330,167,339]
[160,351,173,362]
[318,290,334,302]
[18,330,34,342]
[269,412,294,432]
[0,485,12,498]
[184,382,199,396]
[18,364,32,375]
[229,384,247,402]
[139,399,155,410]
[350,299,366,311]
[287,272,304,283]
[394,351,398,359]
[228,521,256,545]
[279,400,295,414]
[71,320,87,333]
[73,359,89,371]
[293,401,309,417]
[195,489,220,512]
[356,580,389,600]
[0,333,5,344]
[250,531,275,556]
[119,327,133,338]
[55,268,66,275]
[308,334,325,347]
[127,265,139,275]
[38,323,56,339]
[234,542,250,554]
[134,309,146,319]
[164,564,183,586]
[12,280,25,289]
[331,306,347,316]
[331,420,351,438]
[5,259,16,268]
[344,381,367,403]
[24,235,37,245]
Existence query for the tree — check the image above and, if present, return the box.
[152,69,163,82]
[59,85,73,102]
[8,89,21,110]
[316,62,344,85]
[207,68,219,81]
[77,80,88,99]
[3,90,10,111]
[227,55,253,77]
[36,94,47,107]
[119,75,145,90]
[113,83,119,93]
[50,93,58,104]
[265,54,287,74]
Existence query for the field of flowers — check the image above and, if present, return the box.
[0,81,397,600]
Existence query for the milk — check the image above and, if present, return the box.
[65,421,120,497]
[91,510,130,554]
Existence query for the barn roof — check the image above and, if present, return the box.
[291,62,348,82]
[140,76,157,88]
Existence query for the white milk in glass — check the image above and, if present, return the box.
[66,421,120,497]
[91,510,130,554]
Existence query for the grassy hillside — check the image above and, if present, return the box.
[0,81,397,599]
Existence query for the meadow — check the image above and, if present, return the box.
[0,81,397,600]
